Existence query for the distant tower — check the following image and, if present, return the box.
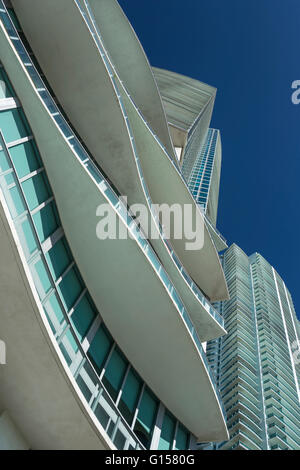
[206,244,300,450]
[186,128,221,228]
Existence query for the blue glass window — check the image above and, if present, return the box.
[33,258,52,299]
[44,292,65,334]
[102,347,128,401]
[70,293,96,342]
[22,172,50,211]
[134,388,158,449]
[0,149,11,173]
[174,424,189,450]
[118,368,142,425]
[45,237,72,281]
[10,140,41,179]
[158,411,176,450]
[57,266,83,311]
[18,216,37,256]
[0,108,30,143]
[87,324,113,374]
[0,67,15,99]
[7,184,26,218]
[33,201,59,242]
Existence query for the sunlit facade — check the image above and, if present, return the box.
[0,0,229,450]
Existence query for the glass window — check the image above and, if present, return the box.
[0,67,15,99]
[7,8,22,31]
[87,324,113,374]
[17,216,37,257]
[102,347,128,401]
[22,172,50,211]
[134,388,158,449]
[59,328,79,366]
[158,411,176,450]
[70,293,96,342]
[6,183,26,218]
[10,140,41,179]
[174,424,189,450]
[32,258,52,299]
[57,266,83,311]
[33,201,59,242]
[0,149,11,173]
[64,328,79,354]
[44,292,65,334]
[118,368,142,425]
[4,171,14,186]
[0,108,30,143]
[45,237,72,281]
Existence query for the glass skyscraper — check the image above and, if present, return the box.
[205,244,300,450]
[186,128,221,228]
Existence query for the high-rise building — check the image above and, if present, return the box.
[205,244,300,450]
[153,69,227,252]
[0,0,230,450]
[186,128,221,228]
[153,67,216,177]
[1,0,299,453]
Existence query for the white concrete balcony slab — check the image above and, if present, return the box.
[0,14,229,441]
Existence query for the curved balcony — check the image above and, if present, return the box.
[0,4,228,441]
[11,0,229,303]
[204,214,228,252]
[81,0,175,161]
[10,0,227,340]
[152,66,216,151]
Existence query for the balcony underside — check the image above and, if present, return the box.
[0,23,228,441]
[11,0,229,303]
[120,88,229,302]
[83,0,176,161]
[0,197,111,450]
[152,67,216,134]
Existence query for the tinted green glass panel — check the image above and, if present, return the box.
[7,8,21,31]
[65,328,79,354]
[134,388,158,448]
[57,267,82,311]
[20,217,37,256]
[70,294,96,342]
[118,369,142,424]
[0,149,11,173]
[33,202,59,242]
[10,141,41,178]
[158,412,176,450]
[34,258,52,298]
[174,424,189,450]
[47,292,65,325]
[0,68,15,99]
[0,108,30,143]
[88,324,113,373]
[22,173,50,211]
[8,185,25,217]
[45,238,71,281]
[4,171,14,185]
[102,348,128,401]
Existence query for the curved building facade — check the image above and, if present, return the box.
[0,1,229,450]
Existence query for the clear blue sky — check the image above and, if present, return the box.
[119,0,300,319]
